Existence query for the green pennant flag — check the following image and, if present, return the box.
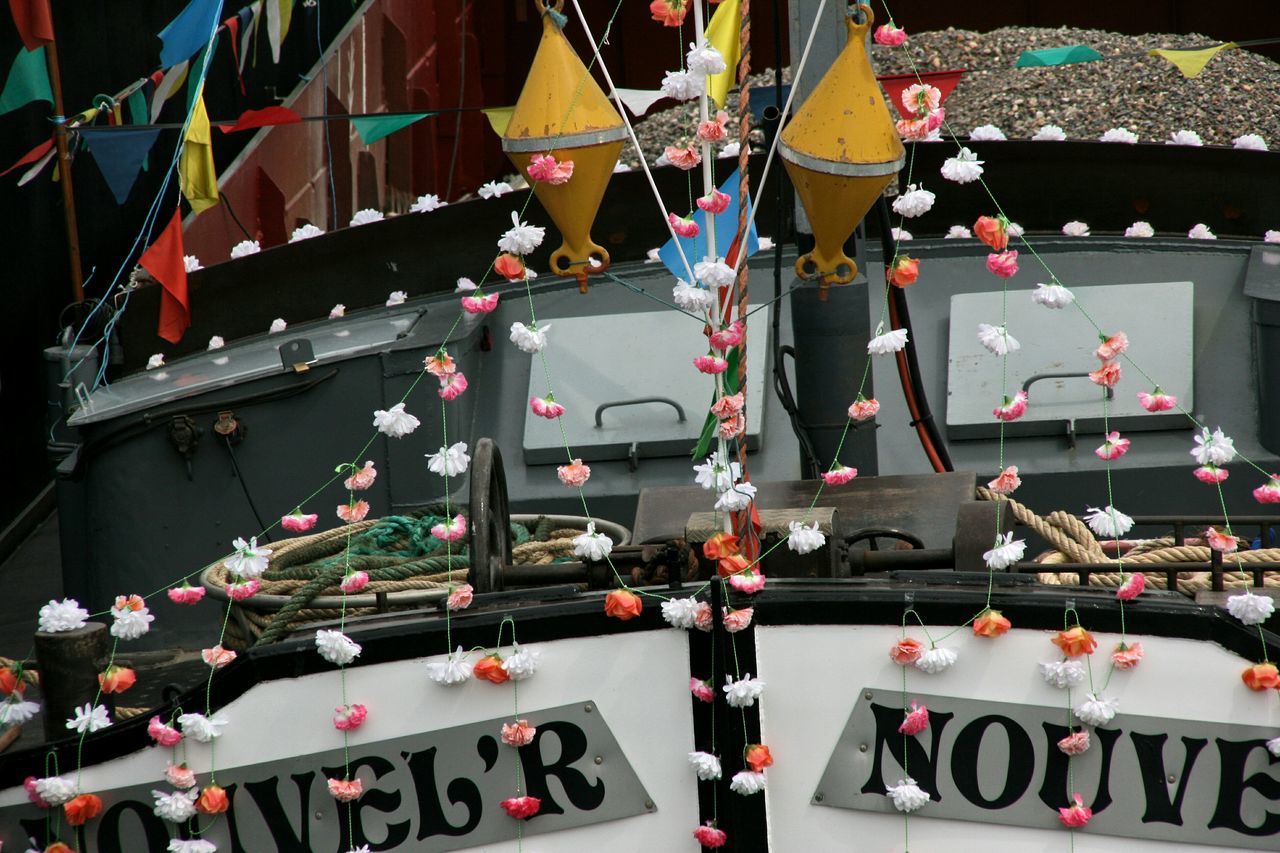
[0,46,53,116]
[1015,45,1103,68]
[351,112,432,145]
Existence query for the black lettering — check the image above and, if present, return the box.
[323,755,411,851]
[950,715,1034,809]
[1208,738,1280,836]
[1039,723,1120,812]
[226,773,315,852]
[861,702,954,800]
[403,747,482,839]
[1130,732,1207,826]
[518,720,606,816]
[94,798,172,853]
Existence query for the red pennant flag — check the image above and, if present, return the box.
[0,135,53,177]
[138,208,190,343]
[216,105,302,134]
[223,14,245,93]
[877,69,966,119]
[9,0,54,51]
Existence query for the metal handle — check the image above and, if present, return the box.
[594,397,687,428]
[1021,372,1114,401]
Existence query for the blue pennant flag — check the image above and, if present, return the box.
[659,167,760,283]
[82,128,163,204]
[158,0,223,68]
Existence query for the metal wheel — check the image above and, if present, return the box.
[844,527,927,552]
[468,438,511,593]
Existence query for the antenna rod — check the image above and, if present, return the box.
[44,27,86,303]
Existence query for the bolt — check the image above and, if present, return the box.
[814,792,825,802]
[859,744,868,753]
[314,811,323,820]
[864,691,873,701]
[594,755,603,765]
[1168,774,1176,783]
[644,799,654,810]
[584,703,594,713]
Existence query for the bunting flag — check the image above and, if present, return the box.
[179,89,219,213]
[658,167,759,283]
[16,139,55,185]
[481,106,514,136]
[1014,45,1103,67]
[0,134,52,177]
[9,0,54,51]
[150,60,190,122]
[224,3,260,92]
[216,105,301,133]
[158,0,223,69]
[81,128,162,204]
[1149,43,1236,78]
[0,46,52,115]
[238,2,262,75]
[703,0,741,109]
[139,208,190,343]
[615,88,669,117]
[264,0,293,63]
[351,112,432,145]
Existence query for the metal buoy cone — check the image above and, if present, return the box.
[502,0,626,291]
[780,4,904,292]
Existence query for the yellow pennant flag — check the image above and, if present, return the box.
[179,89,219,213]
[1148,43,1235,78]
[482,106,514,137]
[704,0,741,110]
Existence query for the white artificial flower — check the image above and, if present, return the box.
[662,597,702,629]
[1269,736,1280,758]
[315,629,361,665]
[1187,223,1216,240]
[977,323,1020,356]
[1191,427,1236,466]
[478,181,513,200]
[689,751,722,781]
[940,148,984,184]
[146,354,165,370]
[891,184,935,218]
[1033,125,1066,141]
[645,248,662,263]
[983,532,1026,570]
[183,255,203,273]
[178,712,227,742]
[290,223,325,242]
[715,481,757,512]
[654,151,672,167]
[386,290,408,306]
[38,598,88,633]
[693,453,740,493]
[914,646,957,675]
[67,702,111,734]
[455,277,478,293]
[427,441,471,477]
[613,161,631,173]
[1040,659,1087,689]
[891,227,913,241]
[1125,221,1155,238]
[1266,230,1280,243]
[729,770,766,795]
[944,225,972,239]
[0,698,40,725]
[1099,127,1138,144]
[723,673,764,708]
[1166,129,1203,147]
[229,239,260,259]
[502,644,540,680]
[224,536,272,579]
[34,776,77,805]
[686,42,726,75]
[1062,221,1090,237]
[1084,506,1134,539]
[787,521,826,555]
[673,280,716,312]
[969,124,1006,141]
[694,257,735,288]
[410,194,446,213]
[1032,282,1075,309]
[867,325,909,356]
[207,335,225,351]
[350,208,384,226]
[169,839,218,853]
[329,304,346,319]
[719,141,741,159]
[509,321,549,353]
[346,847,372,853]
[373,402,420,438]
[887,778,930,812]
[426,646,473,685]
[152,787,199,822]
[110,601,154,640]
[269,318,287,333]
[497,211,545,255]
[1005,221,1025,237]
[1226,591,1275,626]
[1075,693,1119,727]
[660,69,702,101]
[572,522,614,562]
[1234,133,1268,151]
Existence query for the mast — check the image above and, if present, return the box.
[43,26,86,304]
[691,0,716,259]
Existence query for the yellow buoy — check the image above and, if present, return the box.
[779,3,904,295]
[502,0,626,292]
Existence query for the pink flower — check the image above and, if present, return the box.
[693,822,728,848]
[718,414,745,439]
[728,570,766,594]
[328,777,363,802]
[530,395,565,419]
[696,111,729,144]
[848,396,880,421]
[723,607,753,632]
[709,321,745,351]
[500,795,541,819]
[1194,464,1229,484]
[896,116,935,141]
[447,583,474,611]
[874,22,908,46]
[987,466,1021,495]
[665,143,701,170]
[901,83,941,117]
[340,571,370,594]
[898,701,929,735]
[985,250,1019,279]
[1137,388,1177,412]
[1089,362,1122,388]
[1059,793,1093,828]
[438,372,469,401]
[697,188,731,214]
[24,776,48,808]
[557,459,591,487]
[669,213,700,238]
[337,500,370,523]
[993,390,1029,422]
[1112,641,1143,669]
[1095,431,1130,461]
[690,677,715,702]
[167,584,206,605]
[501,719,537,747]
[526,154,574,185]
[431,514,468,542]
[333,703,368,730]
[1057,731,1091,755]
[1205,527,1238,554]
[822,464,858,485]
[694,355,729,374]
[1116,572,1145,601]
[201,645,236,669]
[694,601,713,632]
[344,461,377,491]
[148,715,183,747]
[281,511,318,532]
[165,763,197,789]
[425,352,456,376]
[711,392,745,418]
[1095,331,1129,361]
[461,293,500,314]
[226,578,261,601]
[1254,476,1280,504]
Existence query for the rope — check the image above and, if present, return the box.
[976,487,1107,563]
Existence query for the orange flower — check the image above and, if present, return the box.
[98,665,136,694]
[1052,626,1097,657]
[649,0,688,26]
[196,784,230,814]
[1242,662,1280,691]
[888,255,919,287]
[604,589,644,621]
[973,215,1008,251]
[494,253,526,281]
[64,792,102,826]
[1089,362,1122,388]
[972,609,1011,638]
[474,654,510,684]
[703,532,740,561]
[46,843,76,853]
[716,553,751,578]
[745,743,773,772]
[889,637,925,665]
[0,666,25,696]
